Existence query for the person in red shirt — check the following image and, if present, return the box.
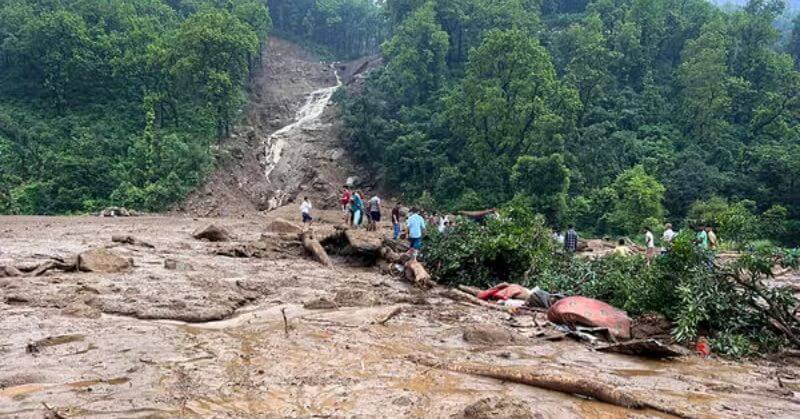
[340,186,352,224]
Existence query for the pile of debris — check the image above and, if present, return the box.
[98,207,141,217]
[447,282,688,359]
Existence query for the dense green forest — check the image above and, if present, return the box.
[337,0,800,245]
[0,0,271,213]
[266,0,385,58]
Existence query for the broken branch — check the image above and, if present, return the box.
[376,306,403,326]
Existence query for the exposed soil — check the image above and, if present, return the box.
[179,38,371,217]
[1,212,799,418]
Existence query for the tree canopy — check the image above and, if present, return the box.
[338,0,800,244]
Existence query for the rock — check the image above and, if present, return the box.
[77,248,132,273]
[266,218,303,235]
[462,396,536,419]
[164,259,193,271]
[192,224,231,242]
[303,298,339,310]
[462,325,516,346]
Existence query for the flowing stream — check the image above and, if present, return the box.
[264,65,342,183]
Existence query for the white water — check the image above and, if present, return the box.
[264,65,342,183]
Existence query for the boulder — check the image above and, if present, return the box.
[164,259,193,271]
[303,297,339,310]
[77,248,132,273]
[462,325,517,346]
[547,296,631,340]
[462,396,537,419]
[267,218,302,235]
[192,224,231,242]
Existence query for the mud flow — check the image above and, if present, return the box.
[1,213,799,418]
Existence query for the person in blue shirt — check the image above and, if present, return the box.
[405,207,427,253]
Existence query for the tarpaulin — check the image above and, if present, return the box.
[547,296,632,340]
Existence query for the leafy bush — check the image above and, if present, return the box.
[426,200,555,287]
[429,209,800,356]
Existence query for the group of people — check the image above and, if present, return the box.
[338,187,383,231]
[551,226,580,252]
[340,187,427,253]
[607,222,718,265]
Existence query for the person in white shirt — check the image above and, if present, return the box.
[300,197,313,226]
[661,223,676,254]
[438,215,450,234]
[644,227,655,265]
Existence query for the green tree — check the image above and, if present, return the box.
[676,19,734,145]
[607,165,666,234]
[166,9,259,137]
[511,154,570,224]
[446,29,578,197]
[381,1,449,106]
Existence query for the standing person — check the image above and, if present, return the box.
[707,226,718,250]
[644,227,656,265]
[565,225,579,253]
[695,224,709,250]
[351,192,364,228]
[661,223,677,254]
[300,197,313,228]
[552,229,565,245]
[391,202,402,240]
[340,186,352,224]
[368,194,382,232]
[613,239,630,256]
[406,207,427,255]
[438,214,450,234]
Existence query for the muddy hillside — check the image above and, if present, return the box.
[179,38,372,217]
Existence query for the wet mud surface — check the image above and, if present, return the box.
[1,213,799,418]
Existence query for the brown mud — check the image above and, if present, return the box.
[179,38,370,218]
[1,212,799,418]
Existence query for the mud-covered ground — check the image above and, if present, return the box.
[1,211,799,418]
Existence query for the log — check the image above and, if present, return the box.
[111,235,154,248]
[441,289,512,313]
[26,260,77,277]
[300,232,334,267]
[404,259,435,289]
[376,306,403,326]
[407,356,694,419]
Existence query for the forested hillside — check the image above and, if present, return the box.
[337,0,800,244]
[0,0,271,214]
[266,0,385,58]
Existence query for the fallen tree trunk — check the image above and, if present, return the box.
[408,356,694,419]
[111,235,154,248]
[405,259,435,289]
[300,232,333,267]
[29,260,77,277]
